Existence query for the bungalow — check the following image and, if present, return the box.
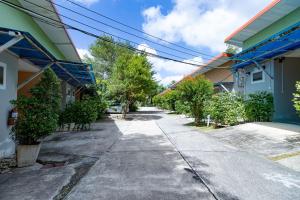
[171,53,234,92]
[225,0,300,123]
[0,0,95,158]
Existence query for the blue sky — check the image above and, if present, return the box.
[56,0,272,85]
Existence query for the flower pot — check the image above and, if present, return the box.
[17,144,41,167]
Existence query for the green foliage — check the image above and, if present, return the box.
[152,90,178,111]
[11,69,61,144]
[153,94,164,108]
[176,75,213,125]
[162,90,178,111]
[108,53,156,117]
[175,100,191,115]
[293,81,300,117]
[86,36,132,79]
[60,97,100,130]
[204,92,245,126]
[245,91,274,122]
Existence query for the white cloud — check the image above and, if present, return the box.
[76,48,92,59]
[138,43,201,85]
[159,75,184,86]
[142,0,271,52]
[73,0,99,6]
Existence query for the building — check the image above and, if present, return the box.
[225,0,300,123]
[171,53,234,92]
[0,0,95,158]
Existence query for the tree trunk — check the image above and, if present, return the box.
[122,102,129,119]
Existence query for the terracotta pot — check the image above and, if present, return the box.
[17,144,41,167]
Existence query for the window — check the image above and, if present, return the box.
[0,62,6,90]
[251,70,264,84]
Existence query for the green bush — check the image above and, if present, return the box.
[153,95,163,108]
[153,90,178,111]
[175,100,191,115]
[245,91,274,122]
[11,68,61,144]
[204,92,245,126]
[176,75,213,125]
[60,97,100,130]
[163,90,178,111]
[293,81,300,117]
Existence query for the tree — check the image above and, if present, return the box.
[108,53,156,118]
[176,75,213,125]
[86,36,132,79]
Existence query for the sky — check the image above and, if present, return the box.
[55,0,272,85]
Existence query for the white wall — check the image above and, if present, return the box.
[0,52,18,158]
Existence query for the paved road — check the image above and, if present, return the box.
[66,109,216,200]
[67,107,300,200]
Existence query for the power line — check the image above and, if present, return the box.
[21,0,208,66]
[43,0,215,59]
[0,0,209,67]
[2,0,230,68]
[63,0,216,58]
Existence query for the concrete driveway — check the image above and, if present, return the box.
[66,110,216,200]
[1,107,300,200]
[208,122,300,171]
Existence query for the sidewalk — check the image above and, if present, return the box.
[0,119,120,200]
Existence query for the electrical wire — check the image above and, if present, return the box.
[63,0,216,58]
[1,0,228,68]
[20,0,214,66]
[23,0,213,61]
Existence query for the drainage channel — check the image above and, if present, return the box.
[37,154,98,200]
[155,121,220,200]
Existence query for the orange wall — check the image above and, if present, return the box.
[17,71,41,97]
[203,61,233,83]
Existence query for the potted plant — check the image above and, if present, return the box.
[11,69,61,167]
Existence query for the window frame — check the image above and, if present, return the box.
[251,69,265,84]
[0,62,7,90]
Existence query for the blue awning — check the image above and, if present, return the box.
[232,22,300,69]
[0,27,95,86]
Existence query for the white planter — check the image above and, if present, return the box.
[17,144,41,167]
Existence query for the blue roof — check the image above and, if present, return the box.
[232,21,300,69]
[0,27,95,86]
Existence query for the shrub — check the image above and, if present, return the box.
[153,95,163,108]
[176,75,213,125]
[293,81,300,117]
[11,68,61,144]
[163,90,178,111]
[153,90,178,111]
[245,91,274,122]
[204,92,245,126]
[175,100,191,115]
[60,97,99,130]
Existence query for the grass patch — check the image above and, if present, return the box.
[184,122,216,132]
[269,151,300,161]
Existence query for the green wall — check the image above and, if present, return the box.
[0,0,65,60]
[244,7,300,49]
